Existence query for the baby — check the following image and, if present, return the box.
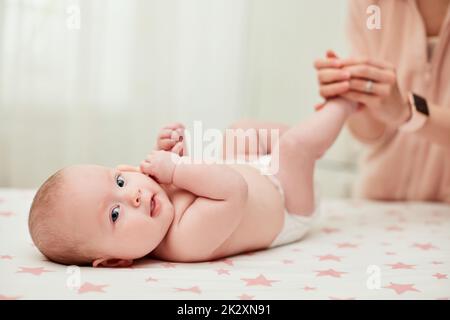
[28,98,356,267]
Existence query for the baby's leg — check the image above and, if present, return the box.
[223,120,290,160]
[273,98,356,216]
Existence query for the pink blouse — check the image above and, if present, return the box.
[346,0,450,203]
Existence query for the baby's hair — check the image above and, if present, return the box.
[28,168,95,265]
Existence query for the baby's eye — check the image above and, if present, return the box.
[116,175,125,188]
[111,206,120,223]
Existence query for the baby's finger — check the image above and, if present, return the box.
[171,142,183,155]
[164,122,185,130]
[158,129,173,139]
[170,130,180,141]
[314,102,326,111]
[140,161,155,174]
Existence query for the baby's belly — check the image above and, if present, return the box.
[212,164,285,259]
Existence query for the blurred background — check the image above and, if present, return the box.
[0,0,362,197]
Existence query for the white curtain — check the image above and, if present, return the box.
[1,0,359,197]
[0,0,251,187]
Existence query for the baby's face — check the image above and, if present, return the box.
[61,165,174,265]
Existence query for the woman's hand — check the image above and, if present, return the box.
[314,50,352,101]
[156,122,185,156]
[314,51,411,127]
[339,57,410,126]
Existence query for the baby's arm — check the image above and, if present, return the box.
[140,151,248,261]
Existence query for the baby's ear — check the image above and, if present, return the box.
[92,258,133,268]
[116,164,140,173]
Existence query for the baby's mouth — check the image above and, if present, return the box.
[149,194,159,217]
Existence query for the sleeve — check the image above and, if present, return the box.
[345,0,395,146]
[345,0,370,57]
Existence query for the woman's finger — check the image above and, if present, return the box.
[318,68,351,84]
[339,57,395,70]
[343,64,396,84]
[319,81,350,98]
[314,58,342,69]
[348,79,391,97]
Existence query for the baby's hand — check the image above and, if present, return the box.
[140,150,180,184]
[156,123,185,156]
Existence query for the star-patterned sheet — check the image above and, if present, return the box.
[0,188,449,300]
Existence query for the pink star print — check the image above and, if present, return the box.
[336,242,358,249]
[238,294,254,300]
[17,267,52,276]
[241,274,279,287]
[386,209,402,216]
[162,262,177,268]
[315,268,347,278]
[322,227,340,234]
[386,225,403,232]
[425,220,441,226]
[433,273,447,280]
[385,252,396,255]
[218,258,234,266]
[216,269,230,275]
[317,254,342,262]
[1,255,13,260]
[303,286,316,291]
[175,286,201,294]
[413,243,438,251]
[282,259,294,264]
[78,282,108,294]
[386,262,416,270]
[431,261,443,265]
[145,276,158,282]
[384,283,420,295]
[0,211,13,217]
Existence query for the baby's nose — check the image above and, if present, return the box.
[131,189,141,207]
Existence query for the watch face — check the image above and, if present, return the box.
[413,94,429,116]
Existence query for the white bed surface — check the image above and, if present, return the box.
[0,188,449,300]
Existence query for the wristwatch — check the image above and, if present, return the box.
[399,92,429,132]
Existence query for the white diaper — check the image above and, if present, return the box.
[250,155,321,248]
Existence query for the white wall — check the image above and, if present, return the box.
[0,0,361,197]
[244,0,360,197]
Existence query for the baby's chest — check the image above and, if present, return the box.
[167,188,197,222]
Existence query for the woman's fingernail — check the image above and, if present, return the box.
[343,71,351,78]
